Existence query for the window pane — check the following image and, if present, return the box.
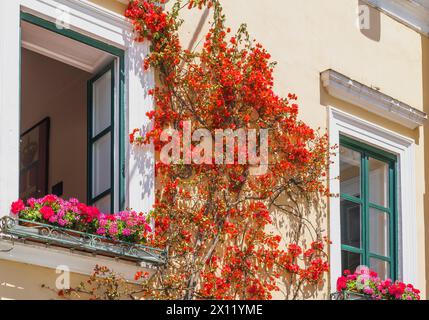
[369,157,389,208]
[93,194,111,214]
[341,251,361,274]
[92,70,112,137]
[340,146,361,198]
[340,199,361,248]
[370,258,390,280]
[92,133,111,197]
[369,208,390,257]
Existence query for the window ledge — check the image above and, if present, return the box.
[321,69,427,129]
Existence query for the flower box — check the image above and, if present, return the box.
[335,266,420,300]
[10,195,153,244]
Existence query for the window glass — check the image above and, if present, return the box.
[369,208,390,257]
[341,251,361,274]
[370,258,390,280]
[92,70,112,137]
[92,131,111,197]
[340,199,361,248]
[340,146,361,198]
[369,157,389,208]
[94,194,111,214]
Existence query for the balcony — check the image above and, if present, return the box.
[0,216,166,265]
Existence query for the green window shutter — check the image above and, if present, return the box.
[339,135,397,280]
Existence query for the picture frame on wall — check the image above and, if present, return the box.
[19,117,50,200]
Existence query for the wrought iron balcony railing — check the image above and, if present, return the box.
[0,216,166,265]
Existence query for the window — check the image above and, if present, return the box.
[20,13,125,214]
[339,135,397,279]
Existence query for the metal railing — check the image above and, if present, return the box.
[0,216,166,265]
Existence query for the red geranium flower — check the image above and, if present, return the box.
[40,206,55,220]
[10,199,25,215]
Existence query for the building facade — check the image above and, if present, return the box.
[0,0,428,299]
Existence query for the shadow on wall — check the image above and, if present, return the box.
[358,0,381,42]
[121,26,155,209]
[421,35,429,300]
[270,192,328,299]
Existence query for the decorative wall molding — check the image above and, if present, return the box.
[362,0,429,37]
[328,107,417,291]
[321,69,427,129]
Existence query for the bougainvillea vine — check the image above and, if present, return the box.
[56,0,332,300]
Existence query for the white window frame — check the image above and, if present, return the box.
[329,107,417,291]
[0,0,155,217]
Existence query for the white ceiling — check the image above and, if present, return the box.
[21,21,113,73]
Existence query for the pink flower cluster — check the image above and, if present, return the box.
[10,195,152,244]
[336,266,420,300]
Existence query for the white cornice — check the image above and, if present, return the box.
[362,0,429,37]
[321,69,427,129]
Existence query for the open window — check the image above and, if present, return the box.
[19,13,124,214]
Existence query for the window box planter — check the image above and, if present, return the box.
[0,216,166,265]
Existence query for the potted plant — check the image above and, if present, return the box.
[9,195,152,245]
[334,266,420,300]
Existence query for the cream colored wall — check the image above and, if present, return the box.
[64,0,427,299]
[21,49,90,202]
